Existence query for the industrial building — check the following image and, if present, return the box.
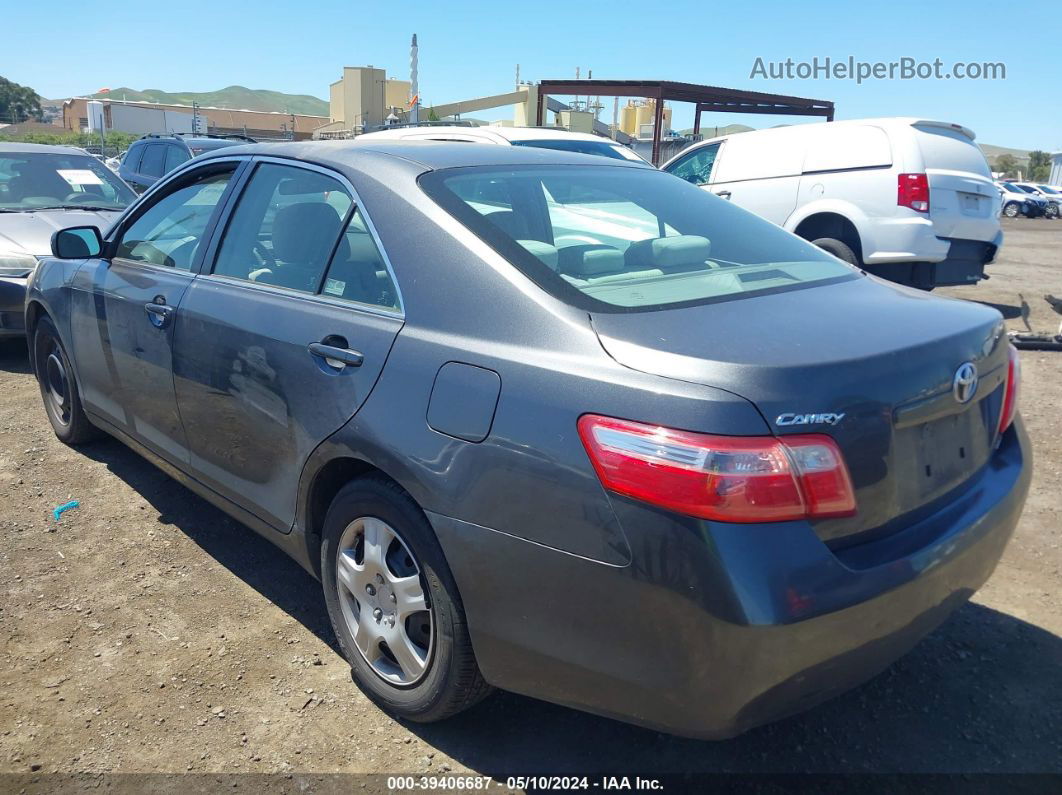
[62,97,329,140]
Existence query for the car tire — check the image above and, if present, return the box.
[321,475,491,722]
[810,237,860,266]
[33,316,99,445]
[1046,204,1059,219]
[1003,202,1021,218]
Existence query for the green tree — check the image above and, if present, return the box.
[993,154,1020,178]
[0,76,42,123]
[1027,151,1050,182]
[427,106,440,122]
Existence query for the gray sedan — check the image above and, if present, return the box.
[0,143,134,337]
[26,141,1029,738]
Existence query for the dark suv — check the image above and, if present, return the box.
[118,132,254,193]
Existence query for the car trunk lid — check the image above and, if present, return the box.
[590,276,1009,544]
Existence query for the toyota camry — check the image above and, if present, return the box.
[26,141,1029,738]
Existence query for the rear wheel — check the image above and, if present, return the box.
[321,476,491,722]
[810,237,860,266]
[1046,203,1059,219]
[33,316,99,445]
[1003,201,1021,218]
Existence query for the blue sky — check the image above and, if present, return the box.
[7,0,1060,150]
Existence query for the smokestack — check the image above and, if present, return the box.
[410,33,420,125]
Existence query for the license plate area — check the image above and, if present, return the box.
[894,407,990,505]
[960,192,984,215]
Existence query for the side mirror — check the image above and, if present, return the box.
[51,226,103,259]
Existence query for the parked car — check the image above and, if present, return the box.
[1009,182,1060,218]
[661,118,1002,290]
[28,141,1029,739]
[996,182,1043,218]
[104,151,125,173]
[118,132,255,193]
[0,143,135,338]
[355,124,649,163]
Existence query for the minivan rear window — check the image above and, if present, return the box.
[421,165,856,312]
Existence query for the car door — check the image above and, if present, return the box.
[68,159,243,463]
[172,158,404,532]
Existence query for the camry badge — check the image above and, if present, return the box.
[953,362,978,404]
[775,412,845,427]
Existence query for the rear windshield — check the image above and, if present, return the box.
[510,139,647,163]
[420,165,855,312]
[914,125,991,177]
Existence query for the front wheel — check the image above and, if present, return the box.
[1003,202,1021,218]
[33,316,99,445]
[1046,204,1059,219]
[321,476,491,722]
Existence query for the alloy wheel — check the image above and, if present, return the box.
[336,517,433,686]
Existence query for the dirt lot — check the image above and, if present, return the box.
[1,218,1060,781]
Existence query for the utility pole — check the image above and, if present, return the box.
[410,33,420,126]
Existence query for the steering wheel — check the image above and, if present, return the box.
[62,193,103,205]
[252,241,277,269]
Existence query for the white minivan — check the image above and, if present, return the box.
[661,118,1002,289]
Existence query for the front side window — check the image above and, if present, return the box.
[114,169,233,269]
[666,143,720,186]
[0,151,137,211]
[212,163,352,293]
[422,165,855,311]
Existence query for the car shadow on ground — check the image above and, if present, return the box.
[975,301,1022,320]
[0,339,32,374]
[81,435,1061,776]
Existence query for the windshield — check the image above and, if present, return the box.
[1007,184,1035,194]
[0,151,136,211]
[421,165,855,312]
[510,139,647,163]
[1038,185,1060,194]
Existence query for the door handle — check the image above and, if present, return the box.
[308,342,364,369]
[715,190,732,200]
[144,302,174,329]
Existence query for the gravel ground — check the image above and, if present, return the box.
[1,217,1060,781]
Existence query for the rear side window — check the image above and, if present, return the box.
[422,165,855,312]
[139,144,167,178]
[164,145,191,172]
[212,163,400,310]
[212,163,351,293]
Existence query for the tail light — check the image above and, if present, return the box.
[577,415,856,523]
[998,344,1020,434]
[898,173,930,213]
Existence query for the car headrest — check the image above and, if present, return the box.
[516,240,559,270]
[625,235,712,271]
[273,203,345,264]
[566,247,625,277]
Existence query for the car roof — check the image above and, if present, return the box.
[356,125,616,145]
[198,139,650,172]
[0,142,96,155]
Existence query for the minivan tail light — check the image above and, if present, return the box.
[898,173,930,213]
[998,344,1020,435]
[577,415,856,523]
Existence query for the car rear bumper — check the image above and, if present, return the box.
[431,419,1030,738]
[0,277,28,337]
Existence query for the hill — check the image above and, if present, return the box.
[87,85,328,116]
